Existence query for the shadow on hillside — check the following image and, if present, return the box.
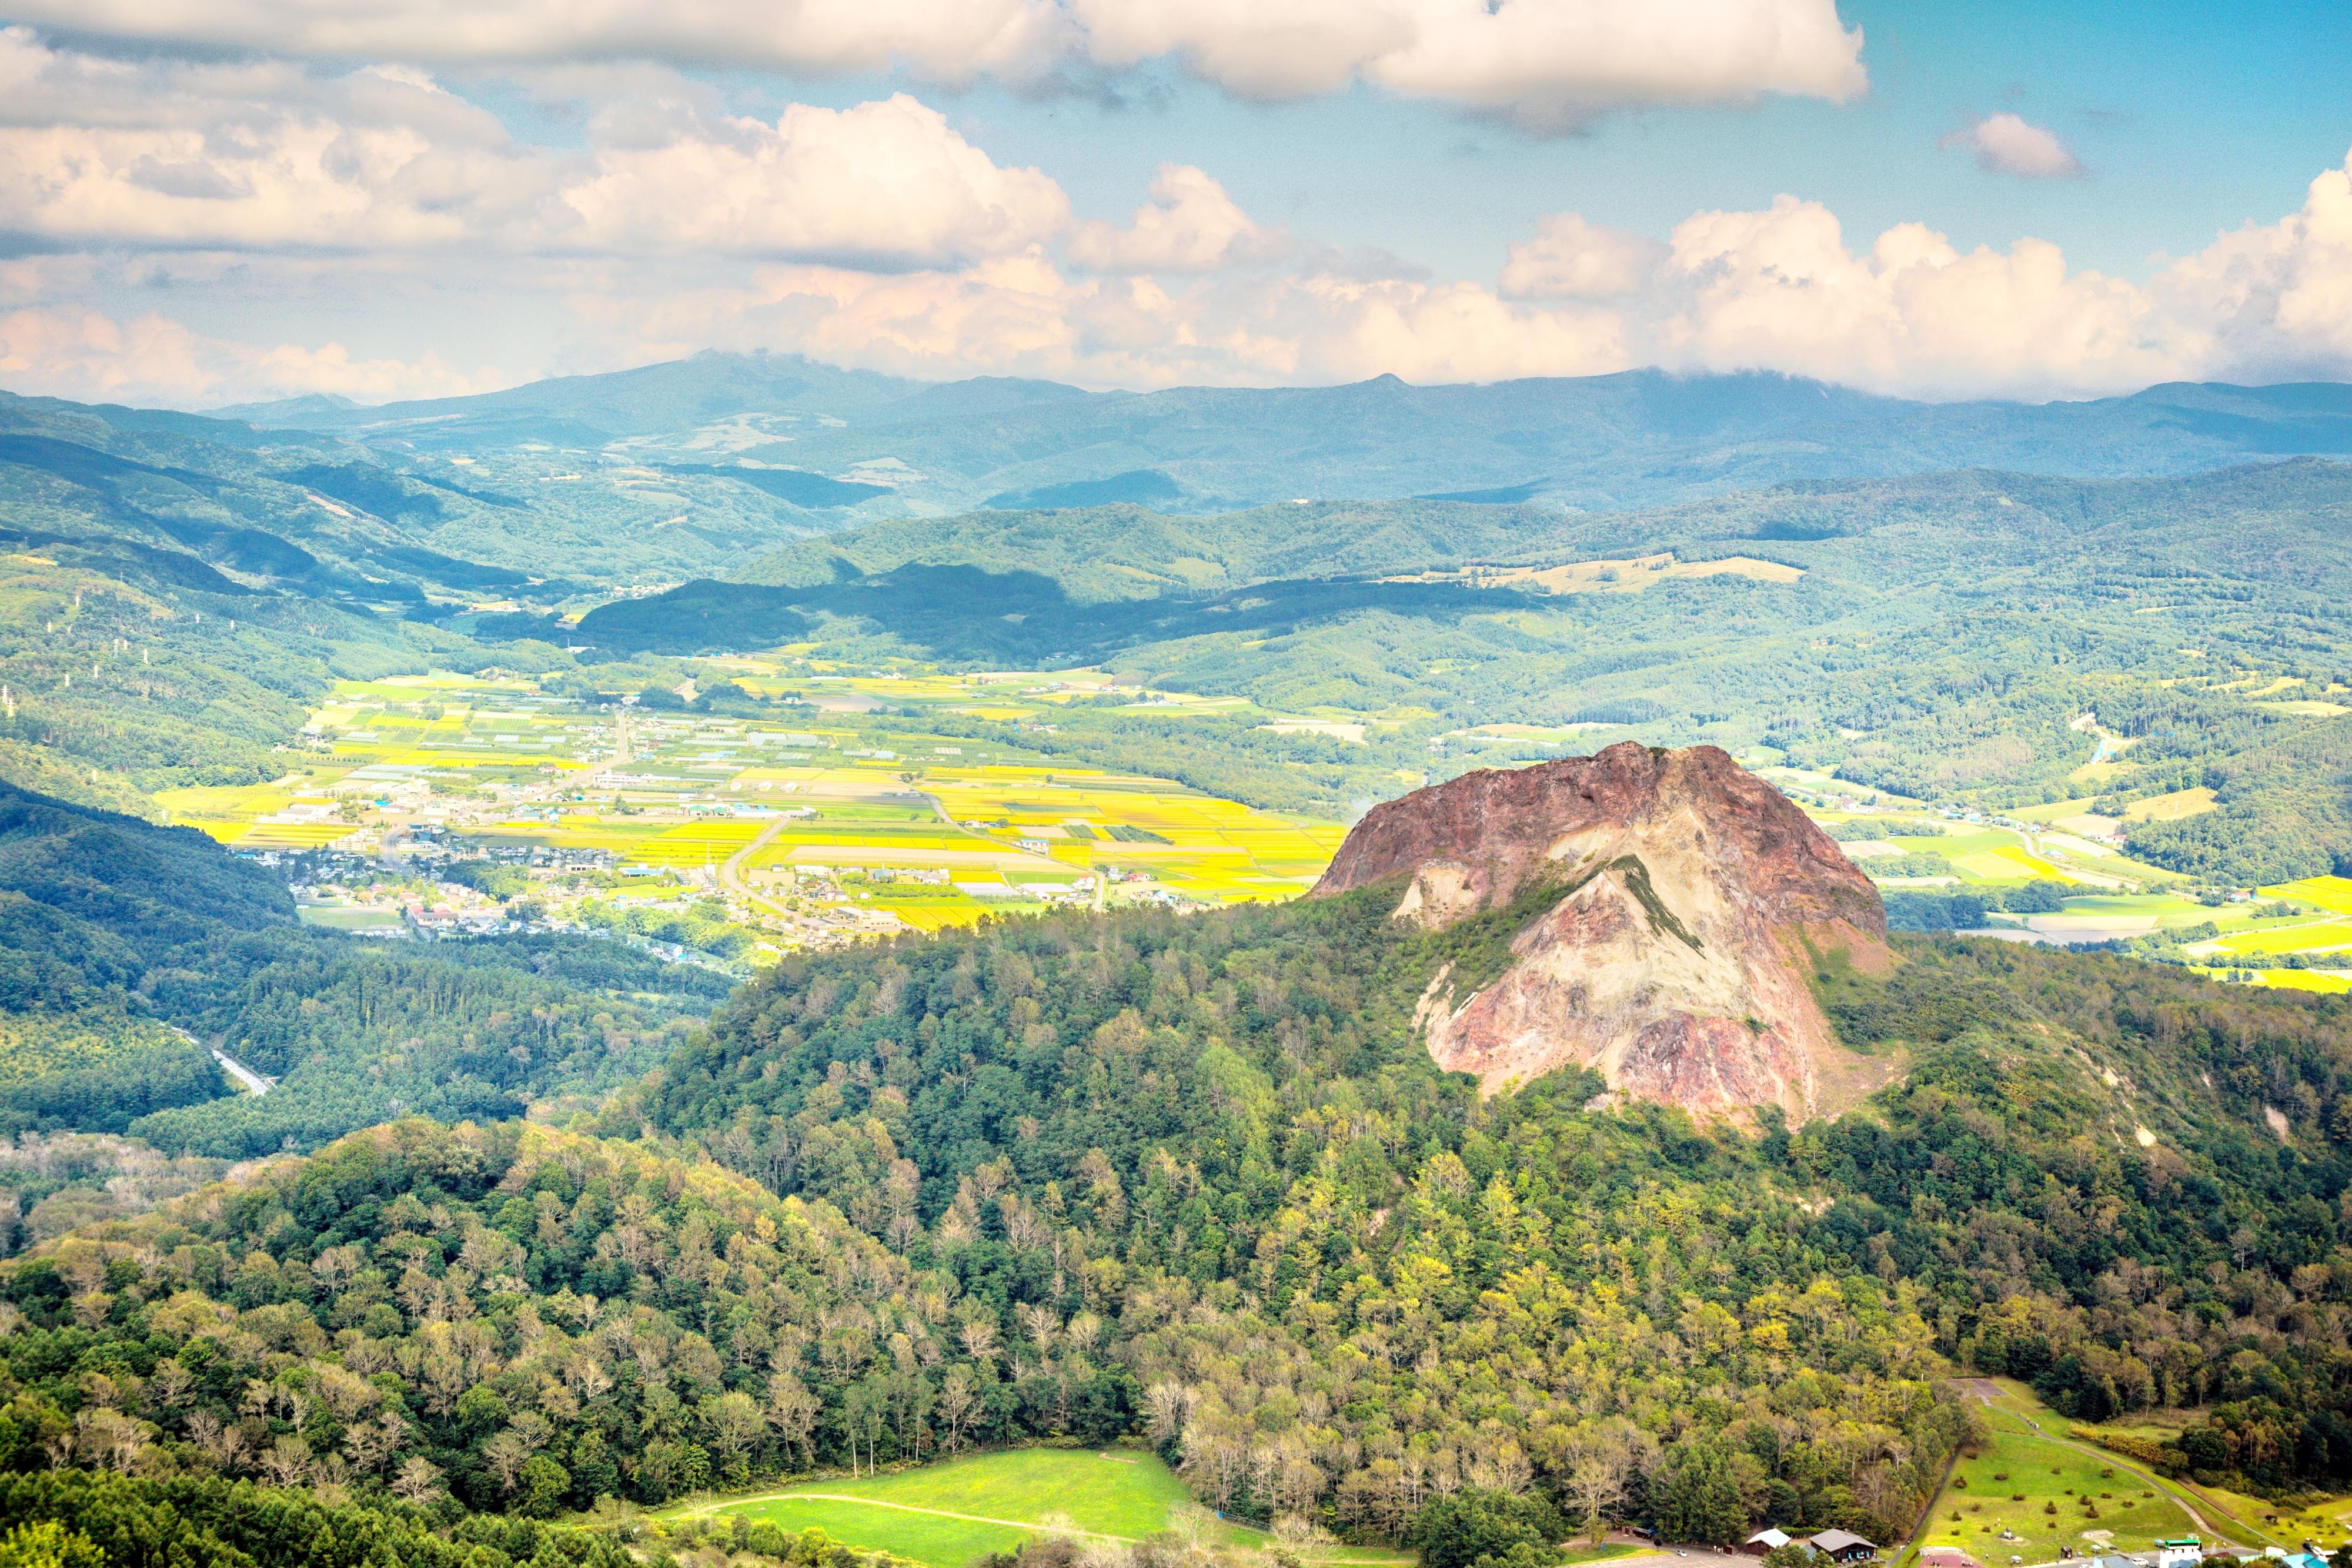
[492,563,1514,662]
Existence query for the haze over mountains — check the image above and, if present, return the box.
[216,352,2352,519]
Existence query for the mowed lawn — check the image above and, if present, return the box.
[689,1449,1411,1568]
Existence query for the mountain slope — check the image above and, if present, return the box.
[549,461,2352,879]
[10,823,2352,1536]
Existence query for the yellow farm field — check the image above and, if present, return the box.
[2214,917,2352,956]
[2271,877,2352,915]
[2125,786,2218,822]
[623,821,767,867]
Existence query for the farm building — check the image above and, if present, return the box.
[1747,1531,1792,1555]
[1919,1548,1984,1568]
[1806,1531,1879,1563]
[2156,1540,2203,1568]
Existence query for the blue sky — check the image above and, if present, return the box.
[0,0,2347,407]
[749,0,2351,282]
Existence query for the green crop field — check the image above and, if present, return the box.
[676,1449,1414,1567]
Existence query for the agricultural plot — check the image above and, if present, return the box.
[165,664,1349,951]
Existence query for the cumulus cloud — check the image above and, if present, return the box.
[0,31,550,250]
[1653,195,2166,398]
[0,1,1077,90]
[562,249,1631,390]
[5,5,2352,412]
[1498,213,1665,299]
[2153,147,2352,380]
[562,96,1069,268]
[1,0,1869,132]
[0,33,1067,269]
[1064,164,1282,274]
[0,305,493,406]
[1942,112,2083,179]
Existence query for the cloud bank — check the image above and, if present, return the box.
[2,28,2351,410]
[0,0,1866,133]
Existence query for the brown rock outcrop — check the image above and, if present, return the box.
[1312,742,1893,1122]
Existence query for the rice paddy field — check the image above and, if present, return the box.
[670,1449,1412,1568]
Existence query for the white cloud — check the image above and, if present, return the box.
[2153,148,2352,380]
[562,96,1069,268]
[587,149,2352,404]
[1,0,1869,132]
[5,6,2352,416]
[0,34,1067,270]
[0,29,559,251]
[0,305,493,406]
[1653,195,2169,398]
[0,1,1077,91]
[1362,0,1866,133]
[1065,163,1282,274]
[1942,112,2083,179]
[1498,213,1664,299]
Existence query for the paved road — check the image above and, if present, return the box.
[174,1025,274,1095]
[212,1051,275,1095]
[718,817,792,918]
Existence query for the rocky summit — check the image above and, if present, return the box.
[1312,741,1895,1122]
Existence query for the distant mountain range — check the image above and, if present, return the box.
[215,352,2352,517]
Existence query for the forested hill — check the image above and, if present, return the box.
[0,783,726,1161]
[11,887,2352,1547]
[723,458,2352,604]
[621,892,2352,1529]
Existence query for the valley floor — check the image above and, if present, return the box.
[146,653,2351,985]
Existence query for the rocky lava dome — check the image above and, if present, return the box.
[1312,741,1895,1122]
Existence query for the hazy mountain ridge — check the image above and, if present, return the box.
[211,353,2352,517]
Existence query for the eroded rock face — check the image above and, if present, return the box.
[1312,743,1892,1122]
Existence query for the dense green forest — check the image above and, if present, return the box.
[620,896,2352,1515]
[0,1470,636,1568]
[9,884,2352,1546]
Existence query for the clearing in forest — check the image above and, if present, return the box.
[680,1449,1412,1567]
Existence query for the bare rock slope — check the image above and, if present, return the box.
[1312,743,1894,1121]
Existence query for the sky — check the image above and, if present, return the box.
[1,0,2348,410]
